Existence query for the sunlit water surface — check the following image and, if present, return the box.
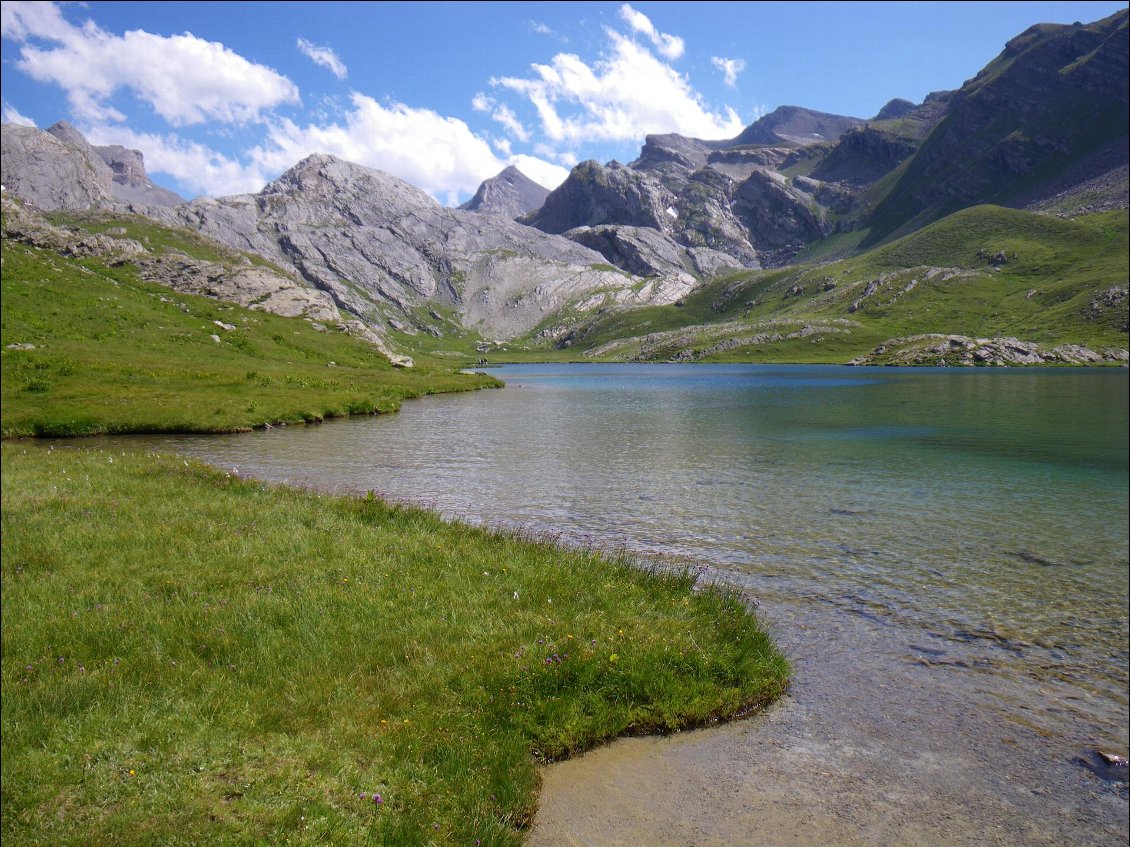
[94,364,1129,813]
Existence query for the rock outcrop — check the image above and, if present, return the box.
[848,334,1128,366]
[459,165,550,218]
[1,124,114,210]
[873,98,917,121]
[523,160,675,234]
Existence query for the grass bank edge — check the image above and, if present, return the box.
[1,444,789,846]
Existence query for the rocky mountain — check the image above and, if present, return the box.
[0,121,183,210]
[518,9,1127,273]
[2,124,115,211]
[1,125,696,351]
[459,165,550,218]
[0,194,343,326]
[143,153,693,341]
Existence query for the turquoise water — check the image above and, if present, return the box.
[106,364,1130,757]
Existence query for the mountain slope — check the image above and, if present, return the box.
[862,9,1129,245]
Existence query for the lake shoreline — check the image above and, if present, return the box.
[7,363,1126,845]
[529,592,1129,846]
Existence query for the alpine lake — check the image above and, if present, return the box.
[93,363,1129,846]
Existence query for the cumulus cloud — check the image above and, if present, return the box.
[618,4,684,60]
[297,37,348,80]
[3,1,299,125]
[2,101,37,126]
[493,27,743,146]
[711,56,745,88]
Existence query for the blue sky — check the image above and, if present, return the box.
[2,1,1126,204]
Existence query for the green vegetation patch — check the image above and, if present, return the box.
[1,445,788,846]
[1,241,499,437]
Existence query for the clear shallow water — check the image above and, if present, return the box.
[96,364,1129,799]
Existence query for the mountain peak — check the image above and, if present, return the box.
[731,106,864,147]
[46,120,93,151]
[459,164,550,218]
[873,98,917,121]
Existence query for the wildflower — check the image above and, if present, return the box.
[373,793,383,805]
[513,591,519,600]
[128,769,135,776]
[609,653,619,663]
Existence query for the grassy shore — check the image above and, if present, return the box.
[0,232,499,439]
[1,444,788,846]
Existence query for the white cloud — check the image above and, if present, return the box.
[494,28,744,146]
[2,102,37,126]
[618,4,684,61]
[473,93,529,142]
[81,124,268,196]
[711,56,745,88]
[490,104,530,142]
[4,1,300,126]
[507,155,570,190]
[531,21,553,36]
[297,37,348,80]
[248,92,507,201]
[0,1,68,42]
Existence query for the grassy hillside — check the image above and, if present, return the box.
[538,206,1128,363]
[0,231,499,438]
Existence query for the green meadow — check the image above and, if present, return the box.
[1,445,787,846]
